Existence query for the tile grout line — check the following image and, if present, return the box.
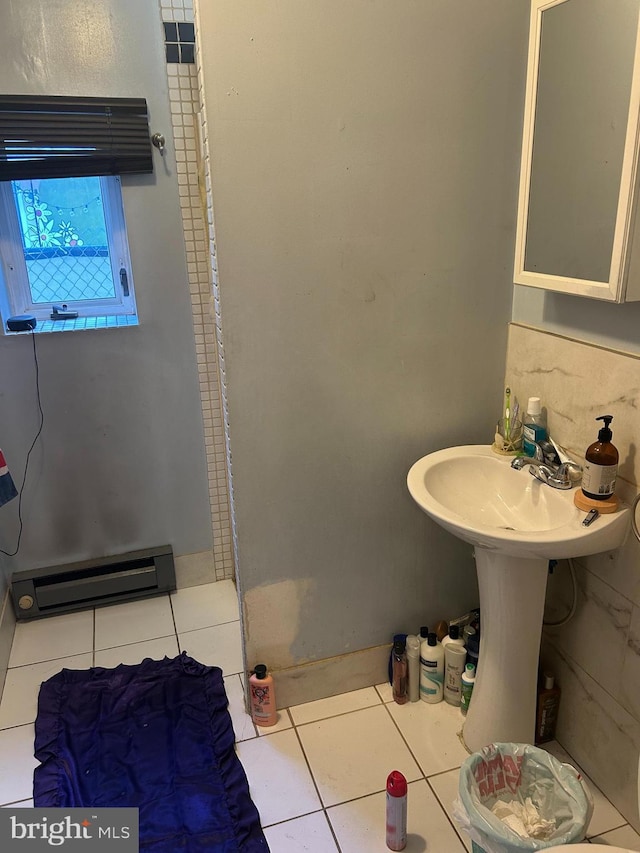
[425,775,470,851]
[380,698,471,848]
[288,715,344,853]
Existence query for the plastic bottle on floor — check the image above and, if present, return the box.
[419,632,444,703]
[249,664,277,726]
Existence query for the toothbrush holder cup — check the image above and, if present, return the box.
[493,418,523,455]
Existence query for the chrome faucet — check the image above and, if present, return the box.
[511,441,582,490]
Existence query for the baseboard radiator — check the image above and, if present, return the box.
[11,545,176,620]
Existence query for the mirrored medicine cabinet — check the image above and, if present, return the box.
[514,0,640,302]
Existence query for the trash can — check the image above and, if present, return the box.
[452,743,594,853]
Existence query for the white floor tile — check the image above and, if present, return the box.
[386,698,470,776]
[297,705,422,807]
[428,769,472,851]
[590,824,640,849]
[263,811,339,852]
[0,724,38,806]
[236,729,321,826]
[94,636,179,669]
[328,779,467,852]
[0,654,92,730]
[178,621,243,676]
[94,595,175,650]
[256,708,293,735]
[289,687,381,726]
[543,741,627,838]
[170,580,239,634]
[9,611,94,668]
[224,674,257,742]
[375,681,393,703]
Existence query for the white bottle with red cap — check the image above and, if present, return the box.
[386,770,407,851]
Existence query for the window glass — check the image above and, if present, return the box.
[11,177,117,303]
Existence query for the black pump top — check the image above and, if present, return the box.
[427,632,437,646]
[419,626,429,638]
[596,415,614,442]
[449,625,460,640]
[253,664,267,679]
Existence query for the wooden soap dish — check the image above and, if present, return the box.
[573,490,619,514]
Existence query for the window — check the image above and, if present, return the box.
[0,175,137,327]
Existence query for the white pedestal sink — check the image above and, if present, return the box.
[407,445,630,753]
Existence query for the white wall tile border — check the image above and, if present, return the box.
[158,0,234,582]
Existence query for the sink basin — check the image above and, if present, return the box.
[407,445,630,753]
[407,445,629,559]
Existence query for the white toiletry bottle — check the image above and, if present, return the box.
[460,664,476,716]
[419,632,444,703]
[441,624,465,649]
[444,642,467,706]
[405,635,421,703]
[523,396,547,457]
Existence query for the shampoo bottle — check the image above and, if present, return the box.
[581,415,619,501]
[535,672,561,744]
[419,632,444,703]
[441,624,465,649]
[249,664,277,727]
[523,396,547,457]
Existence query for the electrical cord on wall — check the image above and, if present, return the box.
[0,330,44,557]
[543,557,578,628]
[544,498,640,629]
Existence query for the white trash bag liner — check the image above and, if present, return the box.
[453,743,594,853]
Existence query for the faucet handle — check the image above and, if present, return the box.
[556,460,583,485]
[539,439,561,467]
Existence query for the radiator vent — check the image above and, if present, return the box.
[11,545,175,620]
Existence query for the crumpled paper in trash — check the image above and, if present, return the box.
[490,797,556,840]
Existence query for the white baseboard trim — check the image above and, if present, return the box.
[273,644,390,709]
[174,550,218,589]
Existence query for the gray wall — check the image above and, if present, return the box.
[0,0,212,583]
[199,0,529,672]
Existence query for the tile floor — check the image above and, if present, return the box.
[1,580,639,851]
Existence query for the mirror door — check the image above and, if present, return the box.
[514,0,640,301]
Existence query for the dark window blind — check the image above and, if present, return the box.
[0,95,153,181]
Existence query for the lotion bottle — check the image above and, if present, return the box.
[581,415,619,501]
[249,664,277,727]
[419,632,444,703]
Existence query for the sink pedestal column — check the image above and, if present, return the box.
[463,548,549,754]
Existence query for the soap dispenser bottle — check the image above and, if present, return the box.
[582,415,619,501]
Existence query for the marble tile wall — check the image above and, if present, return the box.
[506,322,640,831]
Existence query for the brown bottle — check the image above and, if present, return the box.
[392,639,408,705]
[581,415,619,501]
[535,672,561,744]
